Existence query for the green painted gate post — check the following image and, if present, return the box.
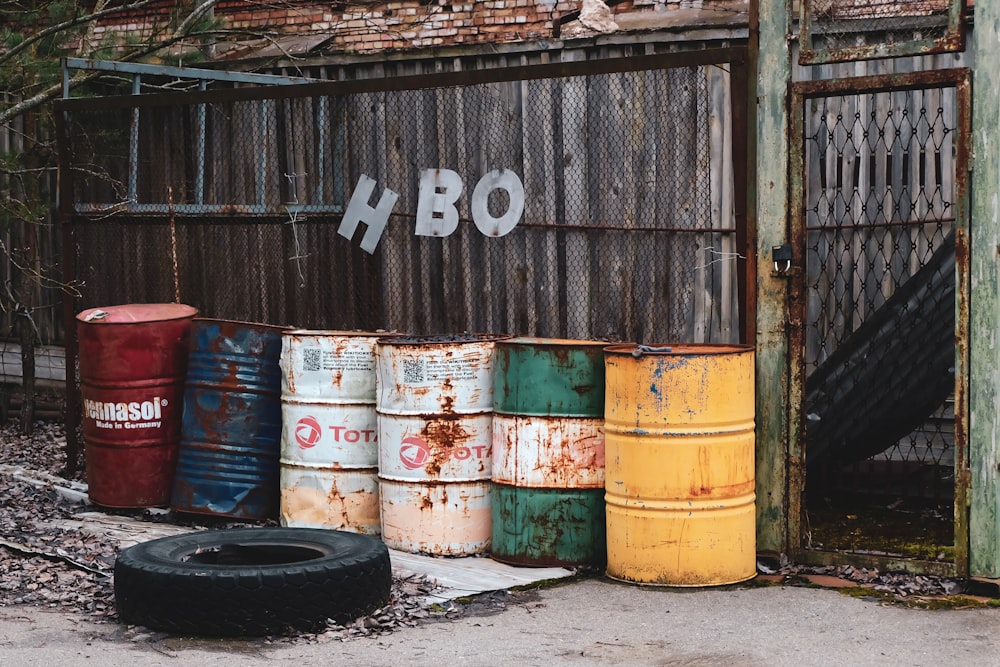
[751,0,793,555]
[970,7,1000,578]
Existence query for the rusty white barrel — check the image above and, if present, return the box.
[279,330,389,534]
[376,334,505,556]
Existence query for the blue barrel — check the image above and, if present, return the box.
[171,319,287,519]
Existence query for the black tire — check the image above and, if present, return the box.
[114,527,391,637]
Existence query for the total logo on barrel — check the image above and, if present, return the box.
[390,433,492,474]
[293,416,323,449]
[281,407,380,469]
[293,416,379,450]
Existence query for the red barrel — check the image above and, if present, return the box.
[77,303,197,507]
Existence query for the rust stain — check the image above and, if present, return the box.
[551,347,572,364]
[417,416,475,477]
[440,379,455,413]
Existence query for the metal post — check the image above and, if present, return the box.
[129,74,140,205]
[752,0,793,555]
[970,10,1000,578]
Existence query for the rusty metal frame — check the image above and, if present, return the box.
[788,68,971,576]
[55,48,746,112]
[798,0,967,65]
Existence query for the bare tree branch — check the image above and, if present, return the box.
[1,1,222,127]
[0,0,168,68]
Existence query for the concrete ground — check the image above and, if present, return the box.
[3,577,1000,667]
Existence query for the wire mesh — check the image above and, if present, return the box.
[801,85,959,501]
[63,60,744,345]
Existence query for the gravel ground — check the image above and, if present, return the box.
[0,419,456,639]
[0,418,977,642]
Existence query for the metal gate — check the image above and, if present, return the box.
[789,69,971,575]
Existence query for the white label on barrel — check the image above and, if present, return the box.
[299,347,374,373]
[401,358,478,385]
[84,397,166,430]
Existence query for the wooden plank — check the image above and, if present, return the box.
[450,58,477,334]
[561,49,591,340]
[522,76,559,337]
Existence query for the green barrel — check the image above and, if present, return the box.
[491,337,607,567]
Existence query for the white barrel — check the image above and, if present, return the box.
[376,334,504,555]
[279,330,385,534]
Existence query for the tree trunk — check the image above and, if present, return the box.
[17,311,35,435]
[16,108,42,436]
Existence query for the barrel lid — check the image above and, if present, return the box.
[604,343,754,357]
[76,303,198,324]
[285,329,400,337]
[378,333,510,345]
[192,317,289,332]
[498,336,608,348]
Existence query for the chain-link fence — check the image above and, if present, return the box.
[801,83,961,501]
[58,51,749,345]
[798,0,966,64]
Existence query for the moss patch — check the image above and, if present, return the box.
[807,501,953,561]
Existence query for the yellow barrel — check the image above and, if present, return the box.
[604,344,755,586]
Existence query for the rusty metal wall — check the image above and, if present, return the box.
[57,48,748,346]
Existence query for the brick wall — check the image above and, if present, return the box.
[218,0,576,53]
[86,0,716,57]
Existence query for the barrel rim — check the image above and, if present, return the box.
[497,336,610,348]
[76,303,199,324]
[284,329,402,338]
[377,333,510,346]
[604,343,755,357]
[192,317,291,333]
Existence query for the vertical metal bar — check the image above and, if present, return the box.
[316,95,328,203]
[730,50,754,345]
[753,0,793,556]
[257,100,268,207]
[788,82,808,561]
[196,80,206,205]
[333,95,346,207]
[798,0,814,62]
[947,0,968,50]
[952,69,972,578]
[129,74,140,205]
[970,0,1000,579]
[54,107,80,475]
